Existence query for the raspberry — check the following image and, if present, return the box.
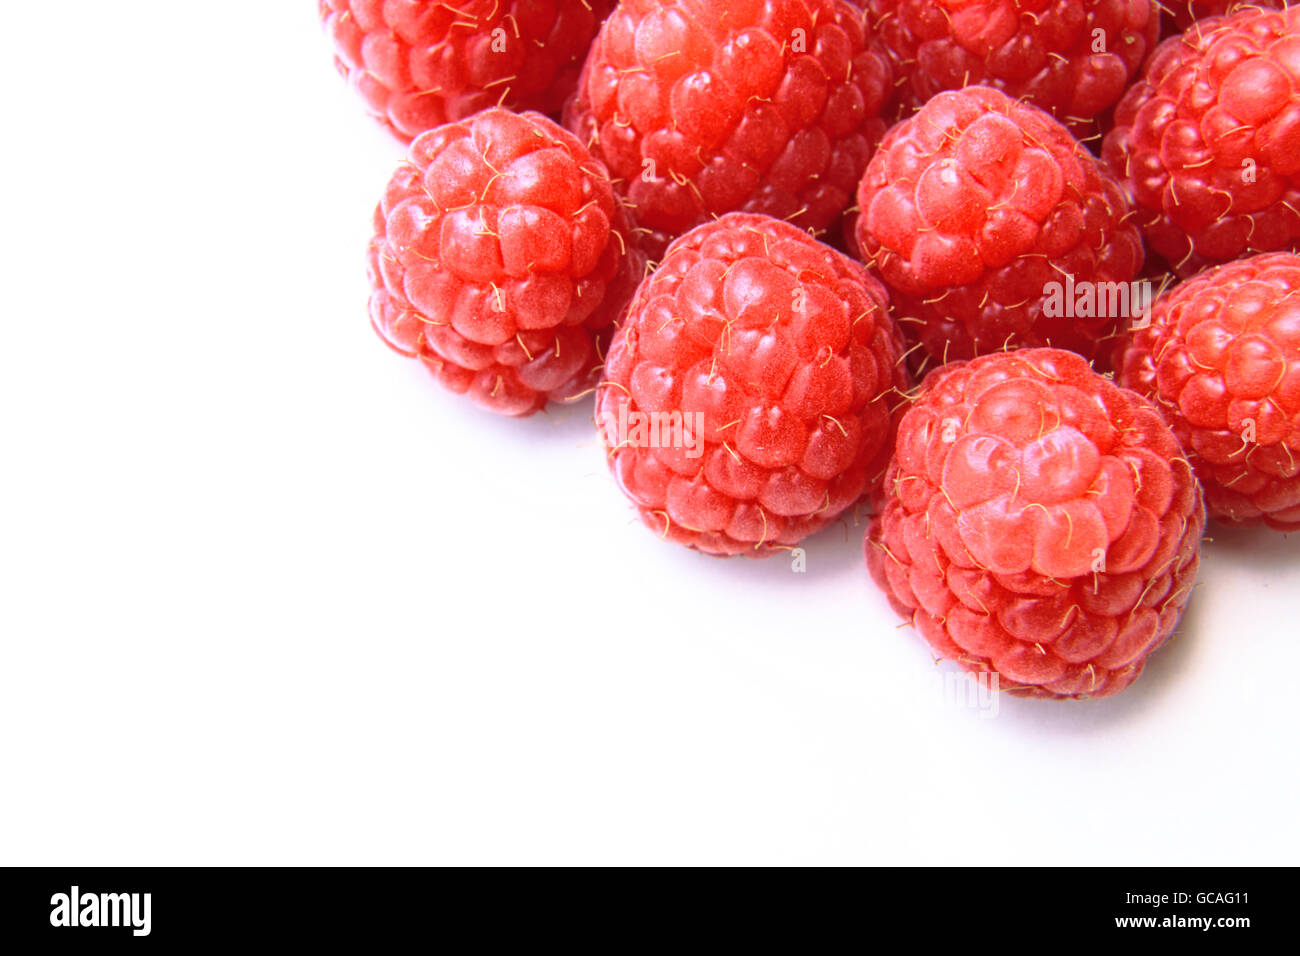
[867,0,1158,133]
[854,86,1143,369]
[1102,7,1300,275]
[597,213,910,556]
[320,0,613,141]
[368,108,644,416]
[1163,0,1280,35]
[565,0,894,258]
[868,348,1205,699]
[1116,253,1300,530]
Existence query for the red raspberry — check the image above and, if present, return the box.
[867,0,1158,133]
[368,109,644,416]
[566,0,894,258]
[597,213,910,556]
[867,348,1205,699]
[320,0,613,141]
[1102,7,1300,275]
[1116,252,1300,530]
[1162,0,1281,35]
[854,86,1144,369]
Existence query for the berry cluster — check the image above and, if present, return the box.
[324,0,1300,701]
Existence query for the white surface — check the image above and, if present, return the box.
[1,2,1296,866]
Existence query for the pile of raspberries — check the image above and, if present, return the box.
[325,0,1300,701]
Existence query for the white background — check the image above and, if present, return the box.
[1,2,1296,866]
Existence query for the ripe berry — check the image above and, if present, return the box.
[868,348,1205,699]
[1117,252,1300,530]
[868,0,1158,134]
[854,86,1143,368]
[1103,6,1300,275]
[321,0,613,141]
[369,109,643,416]
[598,213,910,555]
[566,0,894,258]
[1162,0,1280,35]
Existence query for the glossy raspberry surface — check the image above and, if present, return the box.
[868,0,1158,131]
[369,109,643,416]
[598,213,910,555]
[854,86,1143,368]
[868,348,1205,699]
[1103,7,1300,274]
[321,0,613,140]
[566,0,894,258]
[1117,252,1300,529]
